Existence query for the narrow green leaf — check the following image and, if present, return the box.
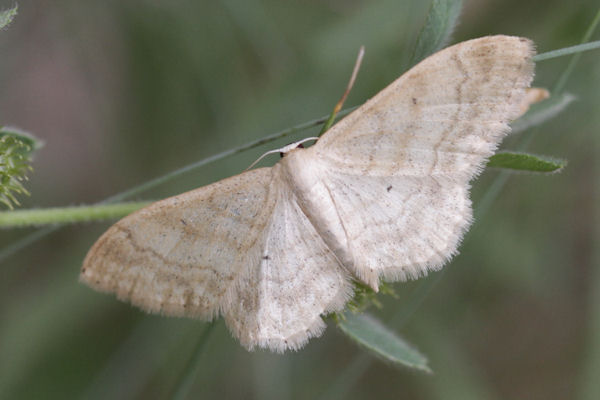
[409,0,463,66]
[0,5,18,30]
[487,152,566,173]
[511,93,576,134]
[534,40,600,62]
[337,312,431,373]
[0,201,150,228]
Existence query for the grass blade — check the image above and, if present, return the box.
[534,39,600,62]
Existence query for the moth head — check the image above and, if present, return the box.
[280,142,305,158]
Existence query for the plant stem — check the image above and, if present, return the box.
[0,202,150,228]
[319,46,364,136]
[533,40,600,62]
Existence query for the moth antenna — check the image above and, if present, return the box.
[245,137,319,170]
[245,149,281,171]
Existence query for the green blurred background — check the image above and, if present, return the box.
[1,0,599,399]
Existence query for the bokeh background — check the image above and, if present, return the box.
[1,0,599,399]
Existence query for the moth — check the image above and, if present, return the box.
[82,35,537,352]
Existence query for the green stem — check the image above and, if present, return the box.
[0,202,150,228]
[318,110,340,136]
